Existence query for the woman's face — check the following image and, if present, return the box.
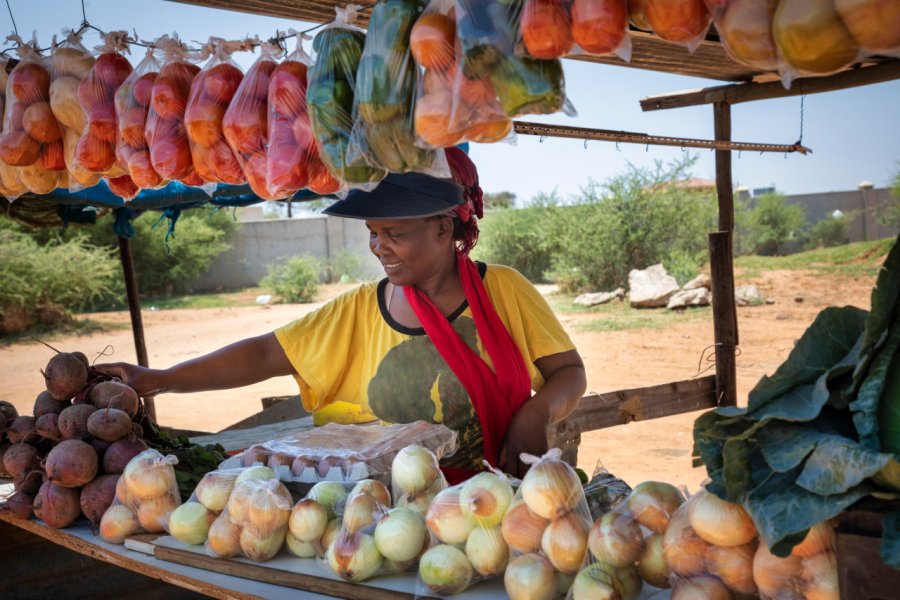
[366,217,454,286]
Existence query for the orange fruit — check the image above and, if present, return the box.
[410,12,457,70]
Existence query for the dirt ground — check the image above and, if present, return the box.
[0,265,879,493]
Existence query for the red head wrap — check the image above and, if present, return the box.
[444,147,483,255]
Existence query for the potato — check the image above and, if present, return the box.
[52,47,94,79]
[63,127,101,187]
[50,76,85,131]
[18,163,62,194]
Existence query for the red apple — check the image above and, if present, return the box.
[116,140,136,165]
[78,75,112,108]
[22,101,62,143]
[88,102,118,143]
[268,139,309,191]
[180,169,205,187]
[133,72,158,107]
[572,0,630,55]
[244,60,276,100]
[75,133,116,171]
[292,116,315,149]
[307,157,340,195]
[185,97,227,148]
[718,0,779,70]
[774,0,859,74]
[10,63,51,105]
[107,174,139,199]
[119,106,149,147]
[269,61,307,116]
[223,101,268,155]
[160,61,200,83]
[521,0,573,59]
[834,0,900,54]
[150,136,193,180]
[94,53,133,93]
[244,152,276,199]
[645,0,712,44]
[209,140,245,184]
[6,101,26,132]
[151,76,190,120]
[128,150,164,188]
[41,140,66,171]
[0,131,41,165]
[203,63,243,105]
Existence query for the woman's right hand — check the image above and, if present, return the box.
[93,362,164,397]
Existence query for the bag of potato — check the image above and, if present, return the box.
[0,56,28,199]
[0,36,67,194]
[48,30,100,192]
[98,449,181,544]
[145,34,208,188]
[416,465,512,595]
[159,467,246,546]
[221,41,281,199]
[205,467,293,561]
[185,37,246,186]
[115,47,165,191]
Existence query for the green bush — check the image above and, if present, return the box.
[803,211,854,250]
[0,229,120,332]
[736,192,806,256]
[880,168,900,229]
[261,254,322,303]
[325,249,371,283]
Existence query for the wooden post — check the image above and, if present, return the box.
[118,235,156,421]
[711,102,738,407]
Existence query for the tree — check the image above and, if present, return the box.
[879,165,900,229]
[483,191,516,210]
[737,191,806,256]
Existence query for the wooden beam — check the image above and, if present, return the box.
[709,232,738,407]
[118,234,156,421]
[641,59,900,111]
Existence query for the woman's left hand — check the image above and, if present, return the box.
[500,403,549,479]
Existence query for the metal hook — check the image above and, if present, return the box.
[583,139,589,150]
[645,144,649,152]
[615,141,621,152]
[738,150,742,159]
[539,135,545,143]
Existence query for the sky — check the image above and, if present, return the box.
[8,0,900,205]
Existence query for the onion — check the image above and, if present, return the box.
[663,503,710,577]
[194,470,238,512]
[235,465,276,484]
[792,521,835,558]
[465,525,509,576]
[206,514,242,557]
[327,531,384,581]
[307,481,348,518]
[626,481,686,534]
[245,481,292,532]
[504,552,557,600]
[426,488,475,545]
[688,490,756,547]
[753,543,803,598]
[637,533,670,588]
[289,498,329,543]
[419,544,473,594]
[123,452,177,501]
[801,551,839,600]
[240,525,287,562]
[670,575,733,600]
[320,517,340,551]
[349,479,391,507]
[374,507,426,563]
[520,456,583,520]
[542,511,590,575]
[459,471,514,528]
[570,562,617,600]
[391,445,440,496]
[168,502,215,545]
[501,498,549,554]
[99,504,140,544]
[707,541,758,595]
[587,510,644,567]
[342,492,382,534]
[285,529,319,558]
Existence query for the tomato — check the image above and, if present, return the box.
[572,0,629,55]
[410,12,457,70]
[203,63,243,105]
[22,101,62,143]
[645,0,712,44]
[522,0,573,59]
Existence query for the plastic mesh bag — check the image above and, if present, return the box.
[642,0,712,53]
[115,47,166,190]
[307,6,387,192]
[160,467,244,546]
[0,54,28,199]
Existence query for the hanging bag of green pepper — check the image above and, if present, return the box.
[347,0,449,176]
[307,5,386,192]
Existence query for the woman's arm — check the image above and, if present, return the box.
[501,349,587,477]
[96,333,296,397]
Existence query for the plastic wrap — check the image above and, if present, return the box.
[704,0,779,72]
[455,0,572,120]
[347,0,447,177]
[834,0,900,57]
[161,467,244,545]
[98,449,182,543]
[307,6,386,192]
[265,34,338,197]
[570,0,632,59]
[0,40,56,169]
[222,41,280,198]
[751,519,838,600]
[146,35,203,186]
[517,0,632,61]
[0,53,27,199]
[186,38,247,186]
[115,47,166,190]
[205,470,293,562]
[221,420,458,485]
[74,32,133,176]
[643,0,712,53]
[49,31,99,192]
[411,0,512,147]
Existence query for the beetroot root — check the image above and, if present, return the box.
[33,390,70,418]
[3,442,41,480]
[7,416,39,445]
[5,491,35,519]
[90,381,139,419]
[103,437,149,474]
[35,412,62,441]
[33,481,82,528]
[14,469,43,496]
[45,439,99,488]
[44,352,88,401]
[0,400,20,434]
[87,408,133,442]
[58,404,97,440]
[80,474,119,526]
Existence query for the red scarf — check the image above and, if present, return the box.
[404,252,532,473]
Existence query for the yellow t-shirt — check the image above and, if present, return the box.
[274,263,575,469]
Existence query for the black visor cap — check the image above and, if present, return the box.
[323,172,465,220]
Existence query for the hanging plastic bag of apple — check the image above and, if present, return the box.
[205,468,293,561]
[146,34,212,190]
[0,35,66,194]
[0,55,28,200]
[48,29,101,192]
[409,0,515,147]
[307,5,387,194]
[346,0,449,179]
[159,466,246,546]
[115,47,167,191]
[517,0,633,61]
[266,32,339,197]
[413,460,514,596]
[98,449,182,544]
[185,37,247,187]
[221,40,284,199]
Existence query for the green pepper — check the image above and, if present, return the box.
[489,55,566,117]
[458,0,519,80]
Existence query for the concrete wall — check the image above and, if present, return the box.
[192,215,382,291]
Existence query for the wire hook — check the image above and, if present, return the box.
[583,139,589,150]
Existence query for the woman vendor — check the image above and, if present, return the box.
[98,148,586,478]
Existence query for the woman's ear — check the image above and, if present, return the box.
[435,215,455,239]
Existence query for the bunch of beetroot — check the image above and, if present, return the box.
[0,350,150,530]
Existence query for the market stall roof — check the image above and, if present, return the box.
[165,0,895,84]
